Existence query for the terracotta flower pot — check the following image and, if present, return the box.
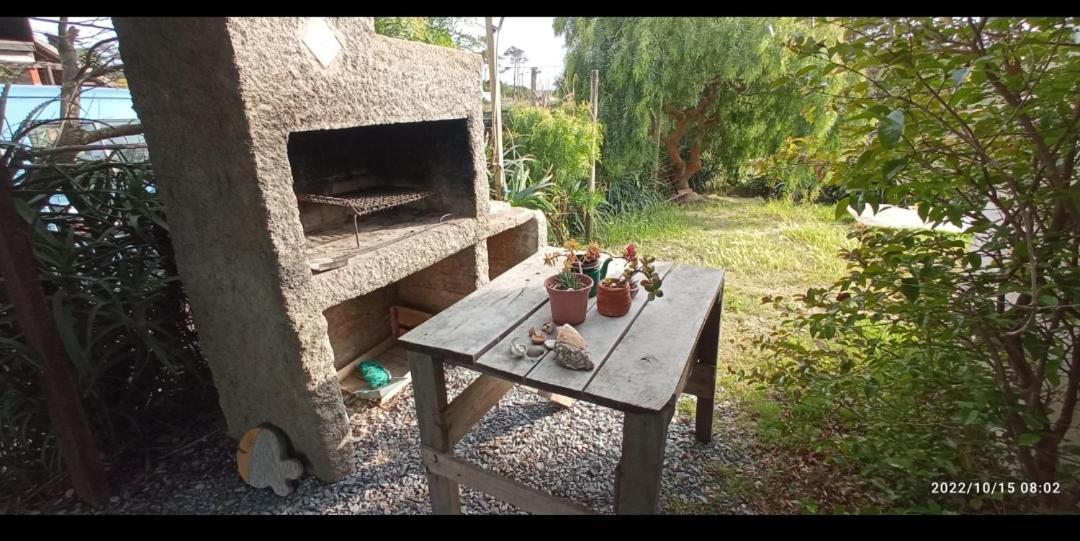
[629,280,640,298]
[597,281,632,317]
[545,273,593,326]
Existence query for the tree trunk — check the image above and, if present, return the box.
[56,18,83,150]
[51,17,143,164]
[661,78,724,203]
[664,118,705,203]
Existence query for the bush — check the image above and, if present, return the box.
[768,17,1080,511]
[505,102,605,243]
[754,227,1017,512]
[0,156,215,506]
[506,101,602,185]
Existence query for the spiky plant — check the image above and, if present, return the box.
[555,271,583,291]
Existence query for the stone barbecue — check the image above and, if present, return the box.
[114,17,546,481]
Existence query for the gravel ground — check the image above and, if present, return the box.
[33,366,751,515]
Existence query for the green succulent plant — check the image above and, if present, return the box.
[555,271,584,291]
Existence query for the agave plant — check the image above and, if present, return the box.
[0,150,214,503]
[503,144,556,215]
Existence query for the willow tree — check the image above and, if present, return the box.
[374,17,483,51]
[555,17,841,200]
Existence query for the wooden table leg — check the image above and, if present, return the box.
[408,349,461,514]
[614,402,674,514]
[694,295,721,443]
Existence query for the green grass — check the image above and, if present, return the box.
[596,196,859,513]
[596,196,855,394]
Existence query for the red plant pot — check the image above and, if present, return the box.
[545,274,593,326]
[597,281,632,317]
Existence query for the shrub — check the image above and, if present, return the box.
[754,227,1016,512]
[506,101,601,185]
[0,156,214,506]
[505,102,605,243]
[757,17,1080,511]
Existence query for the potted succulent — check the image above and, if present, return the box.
[543,239,595,325]
[596,243,664,317]
[570,241,606,298]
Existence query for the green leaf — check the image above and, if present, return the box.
[1018,433,1041,446]
[964,409,979,424]
[835,196,851,220]
[900,277,920,302]
[965,253,982,269]
[884,158,908,181]
[879,109,904,147]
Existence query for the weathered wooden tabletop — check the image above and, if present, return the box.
[400,249,725,414]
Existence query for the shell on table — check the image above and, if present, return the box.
[530,326,548,344]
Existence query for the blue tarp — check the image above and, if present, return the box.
[2,84,138,140]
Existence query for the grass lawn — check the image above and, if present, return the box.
[596,196,859,514]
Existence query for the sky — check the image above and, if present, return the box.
[493,17,566,92]
[27,17,568,91]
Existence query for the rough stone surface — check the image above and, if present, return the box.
[554,325,594,370]
[113,17,547,482]
[38,368,749,515]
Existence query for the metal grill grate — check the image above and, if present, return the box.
[297,187,437,250]
[297,187,434,218]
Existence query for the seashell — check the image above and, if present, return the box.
[554,324,594,370]
[509,338,527,358]
[544,339,556,350]
[529,327,547,344]
[541,322,556,335]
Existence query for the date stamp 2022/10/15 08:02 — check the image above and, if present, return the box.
[930,481,1062,496]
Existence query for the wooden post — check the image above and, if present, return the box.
[408,350,461,514]
[585,69,598,240]
[694,295,721,443]
[530,67,538,106]
[614,400,674,514]
[486,17,506,200]
[0,160,109,506]
[652,100,663,189]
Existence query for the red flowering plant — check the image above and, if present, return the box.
[600,243,664,300]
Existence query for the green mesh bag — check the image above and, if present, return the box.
[358,359,391,389]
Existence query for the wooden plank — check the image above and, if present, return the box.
[445,375,515,445]
[614,401,674,514]
[421,447,596,515]
[682,362,715,398]
[584,265,725,412]
[408,350,461,514]
[339,343,413,404]
[694,293,722,443]
[473,298,572,380]
[523,263,673,395]
[391,305,433,337]
[335,337,396,383]
[380,347,408,365]
[399,249,558,362]
[535,389,576,408]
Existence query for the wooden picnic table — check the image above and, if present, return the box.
[398,249,725,514]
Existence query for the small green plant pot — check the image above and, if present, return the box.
[572,258,605,298]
